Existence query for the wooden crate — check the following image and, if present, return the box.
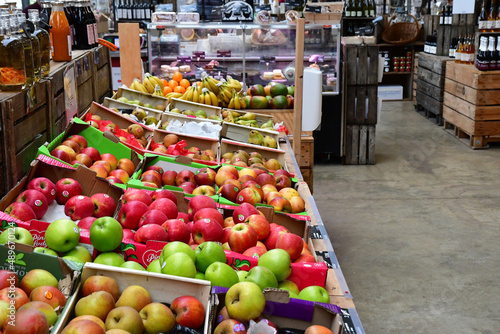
[424,14,477,57]
[344,125,375,165]
[289,134,314,168]
[344,85,378,125]
[443,62,500,149]
[300,167,313,194]
[343,44,379,86]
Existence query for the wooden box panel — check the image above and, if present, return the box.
[50,66,66,96]
[300,167,313,194]
[444,92,500,121]
[345,85,378,124]
[14,132,48,184]
[445,62,500,90]
[344,125,375,165]
[417,79,444,102]
[95,65,111,101]
[445,78,500,106]
[14,105,49,153]
[77,78,94,114]
[289,135,314,168]
[74,52,93,86]
[417,52,452,75]
[418,67,445,88]
[443,106,500,137]
[92,45,110,69]
[343,45,379,85]
[416,90,443,115]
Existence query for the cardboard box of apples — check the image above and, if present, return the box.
[57,262,212,334]
[37,116,142,189]
[0,160,124,251]
[219,139,287,171]
[0,243,83,333]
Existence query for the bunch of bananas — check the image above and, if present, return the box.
[227,89,246,110]
[200,75,220,95]
[179,84,219,106]
[165,92,184,99]
[128,74,164,95]
[129,79,149,93]
[153,84,163,96]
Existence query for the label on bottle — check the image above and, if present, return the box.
[479,20,487,30]
[439,16,444,24]
[93,23,98,45]
[449,48,455,58]
[476,59,489,71]
[424,44,429,53]
[496,20,500,29]
[356,10,362,17]
[364,9,369,16]
[87,24,95,45]
[67,35,72,56]
[345,10,351,17]
[146,8,150,19]
[370,10,374,16]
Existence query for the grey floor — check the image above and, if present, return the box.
[314,101,500,334]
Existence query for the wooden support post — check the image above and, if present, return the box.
[118,23,143,87]
[293,19,305,165]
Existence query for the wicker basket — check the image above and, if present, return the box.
[382,14,421,45]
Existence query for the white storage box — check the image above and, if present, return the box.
[378,85,403,100]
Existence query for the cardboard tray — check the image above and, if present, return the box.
[221,122,280,147]
[102,97,165,128]
[168,98,222,118]
[58,263,212,334]
[210,287,344,334]
[0,244,83,334]
[0,160,124,249]
[112,86,169,110]
[220,138,287,170]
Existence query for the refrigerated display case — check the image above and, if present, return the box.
[146,22,341,95]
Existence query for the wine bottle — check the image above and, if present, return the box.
[455,34,463,63]
[479,0,490,32]
[449,37,457,58]
[345,0,351,17]
[355,0,362,17]
[476,36,489,71]
[496,36,500,70]
[488,36,497,70]
[363,0,369,17]
[488,0,498,32]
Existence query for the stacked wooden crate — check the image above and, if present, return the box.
[342,44,379,164]
[413,53,419,103]
[443,62,500,149]
[415,53,453,125]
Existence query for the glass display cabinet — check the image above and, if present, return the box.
[146,22,341,94]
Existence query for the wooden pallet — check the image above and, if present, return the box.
[443,119,500,149]
[344,125,375,165]
[416,103,443,126]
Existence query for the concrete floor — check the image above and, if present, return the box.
[313,101,500,333]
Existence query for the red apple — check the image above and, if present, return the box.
[294,253,316,263]
[162,170,178,186]
[100,153,118,170]
[218,165,239,178]
[264,191,283,204]
[289,196,306,213]
[117,158,136,176]
[142,181,159,189]
[179,182,196,194]
[238,168,258,179]
[108,169,129,184]
[264,225,289,250]
[78,216,97,230]
[193,208,224,228]
[192,218,224,244]
[122,229,136,241]
[224,217,235,228]
[256,173,276,187]
[235,187,262,206]
[192,185,216,196]
[243,182,264,199]
[142,168,162,180]
[0,287,28,309]
[242,246,267,259]
[51,148,72,163]
[162,219,190,243]
[81,147,101,162]
[62,140,81,154]
[118,201,150,229]
[275,233,303,260]
[27,177,56,204]
[90,193,117,218]
[228,223,257,253]
[218,183,241,203]
[0,270,18,290]
[175,170,196,186]
[94,160,112,174]
[273,169,291,178]
[54,145,77,161]
[275,175,292,190]
[15,189,48,219]
[232,203,259,224]
[149,198,178,219]
[122,188,152,206]
[170,296,205,329]
[221,227,231,244]
[89,165,108,178]
[30,285,67,309]
[106,176,124,185]
[238,174,255,185]
[214,319,247,334]
[269,197,292,213]
[176,212,189,223]
[82,275,120,301]
[75,153,93,167]
[139,210,168,228]
[194,168,217,186]
[244,214,270,240]
[151,189,177,205]
[135,224,168,243]
[146,165,164,175]
[4,202,36,221]
[68,135,88,150]
[64,195,94,220]
[140,173,162,188]
[215,170,238,187]
[261,184,278,196]
[187,195,217,221]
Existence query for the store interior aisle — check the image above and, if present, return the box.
[314,101,500,333]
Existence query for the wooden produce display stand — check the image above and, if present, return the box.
[443,62,500,149]
[0,45,113,197]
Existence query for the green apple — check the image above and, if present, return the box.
[63,245,92,263]
[0,300,8,328]
[289,291,299,299]
[225,281,265,322]
[195,271,206,280]
[237,270,248,281]
[243,266,278,291]
[93,252,125,267]
[121,261,146,271]
[258,248,291,282]
[195,241,227,273]
[159,241,195,266]
[205,262,239,288]
[45,219,80,252]
[33,247,58,257]
[278,280,300,295]
[90,217,123,252]
[147,259,161,273]
[297,285,330,304]
[0,227,34,246]
[161,253,196,278]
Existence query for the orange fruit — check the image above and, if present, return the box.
[172,72,183,82]
[174,86,186,94]
[160,79,168,88]
[168,80,178,89]
[163,86,172,95]
[179,79,190,89]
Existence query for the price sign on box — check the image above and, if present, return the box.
[217,50,231,57]
[192,51,205,60]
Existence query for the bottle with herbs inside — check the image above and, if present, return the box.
[10,15,35,87]
[0,16,27,91]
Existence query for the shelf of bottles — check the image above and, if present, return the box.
[114,0,155,22]
[342,0,376,36]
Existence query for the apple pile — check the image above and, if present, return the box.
[60,275,206,334]
[50,135,136,185]
[0,268,68,333]
[214,282,334,334]
[149,133,217,162]
[221,149,283,170]
[216,166,305,214]
[84,113,150,150]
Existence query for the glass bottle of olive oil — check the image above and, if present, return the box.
[10,15,34,87]
[18,12,41,82]
[29,10,51,77]
[0,16,27,91]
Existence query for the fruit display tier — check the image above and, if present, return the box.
[0,46,113,197]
